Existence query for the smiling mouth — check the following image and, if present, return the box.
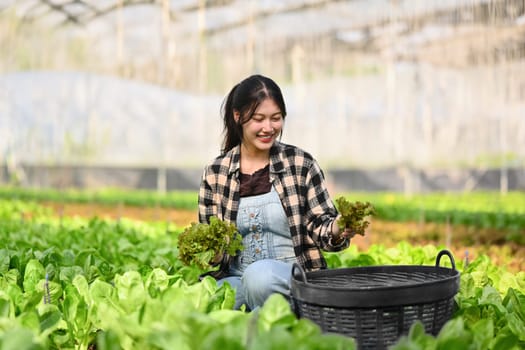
[257,134,274,142]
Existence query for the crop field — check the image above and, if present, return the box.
[32,199,525,273]
[0,187,524,349]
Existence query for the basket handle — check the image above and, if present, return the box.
[291,263,307,282]
[436,249,456,270]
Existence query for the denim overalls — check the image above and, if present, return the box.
[219,186,296,310]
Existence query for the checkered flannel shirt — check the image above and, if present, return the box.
[198,141,349,271]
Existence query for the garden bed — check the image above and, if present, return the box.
[38,201,524,273]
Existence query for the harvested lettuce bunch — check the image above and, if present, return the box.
[335,197,375,236]
[177,216,243,269]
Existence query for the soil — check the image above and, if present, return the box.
[39,201,524,273]
[41,201,198,226]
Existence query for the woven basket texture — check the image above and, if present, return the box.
[293,297,455,349]
[291,250,459,350]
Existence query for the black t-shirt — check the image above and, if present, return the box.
[239,164,271,197]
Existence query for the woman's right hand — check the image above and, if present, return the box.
[210,251,224,266]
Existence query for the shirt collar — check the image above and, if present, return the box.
[269,142,285,174]
[227,142,286,175]
[228,145,241,175]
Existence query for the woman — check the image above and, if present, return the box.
[198,74,355,310]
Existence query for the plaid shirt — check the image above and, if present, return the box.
[198,141,348,271]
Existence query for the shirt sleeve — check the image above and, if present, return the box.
[304,158,349,252]
[198,166,218,224]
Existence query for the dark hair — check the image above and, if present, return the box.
[221,74,287,154]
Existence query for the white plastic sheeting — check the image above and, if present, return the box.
[2,62,524,168]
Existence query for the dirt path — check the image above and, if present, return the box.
[42,201,198,227]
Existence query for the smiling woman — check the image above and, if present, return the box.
[234,98,284,175]
[197,74,358,311]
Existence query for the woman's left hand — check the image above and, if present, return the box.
[330,214,356,244]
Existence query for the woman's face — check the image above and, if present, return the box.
[236,98,283,156]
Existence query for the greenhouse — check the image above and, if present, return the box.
[0,1,524,349]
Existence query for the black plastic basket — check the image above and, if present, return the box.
[291,249,460,350]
